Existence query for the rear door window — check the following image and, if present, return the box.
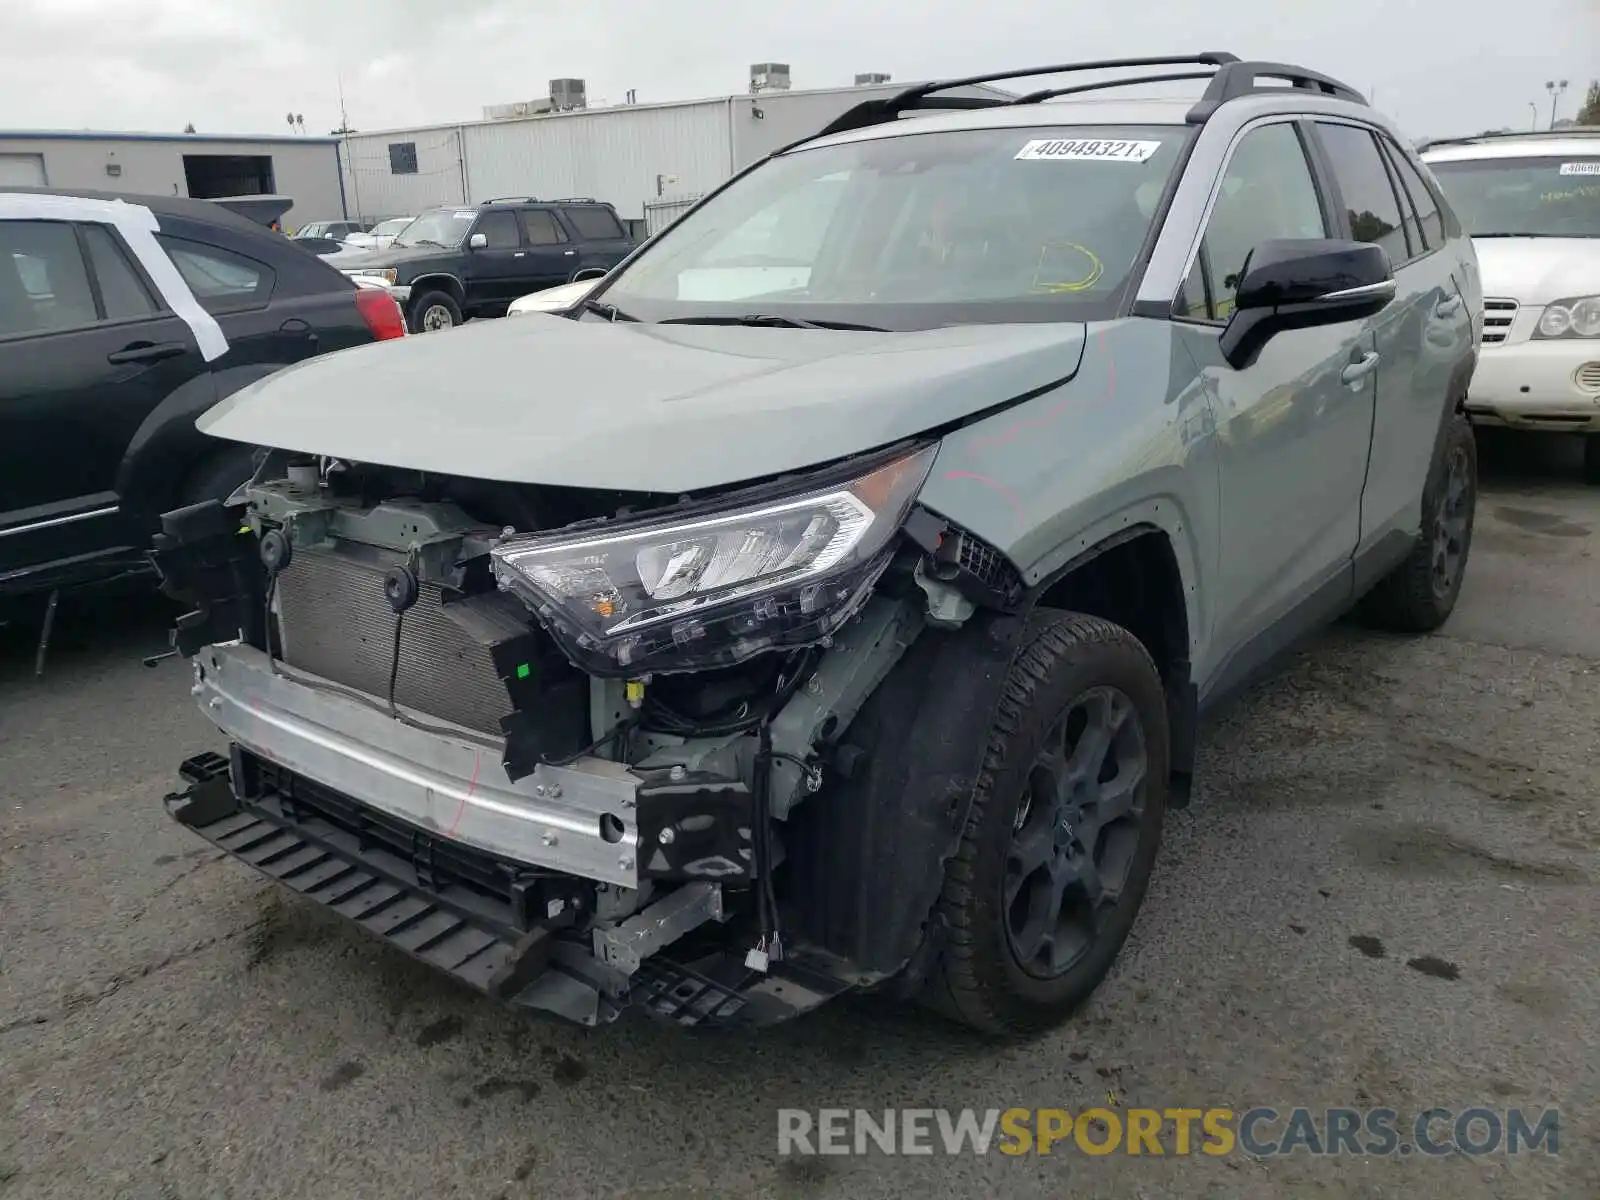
[1380,139,1445,251]
[0,219,100,335]
[157,235,275,313]
[80,224,162,321]
[1313,122,1410,267]
[521,210,568,246]
[563,206,626,240]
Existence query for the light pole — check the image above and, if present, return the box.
[1527,101,1539,130]
[1545,79,1568,129]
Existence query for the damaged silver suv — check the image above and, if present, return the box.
[156,53,1481,1034]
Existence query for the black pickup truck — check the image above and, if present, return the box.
[334,197,636,332]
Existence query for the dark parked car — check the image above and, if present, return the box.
[336,197,637,332]
[0,187,407,609]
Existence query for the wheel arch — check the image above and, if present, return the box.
[784,526,1196,990]
[115,363,286,525]
[408,273,465,306]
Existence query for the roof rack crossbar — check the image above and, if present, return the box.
[1186,60,1366,122]
[1011,71,1218,105]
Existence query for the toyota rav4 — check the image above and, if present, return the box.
[156,53,1481,1035]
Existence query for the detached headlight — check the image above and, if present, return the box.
[491,444,937,675]
[1534,295,1600,339]
[347,268,398,286]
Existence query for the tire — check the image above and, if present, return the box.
[182,445,259,507]
[1358,411,1477,633]
[1584,434,1600,486]
[407,290,462,333]
[919,611,1170,1036]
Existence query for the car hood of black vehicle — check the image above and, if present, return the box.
[336,244,459,271]
[197,314,1088,493]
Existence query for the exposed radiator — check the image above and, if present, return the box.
[274,547,514,735]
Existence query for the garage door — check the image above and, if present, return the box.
[0,154,47,186]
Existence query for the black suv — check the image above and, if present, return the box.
[337,198,636,332]
[0,187,406,609]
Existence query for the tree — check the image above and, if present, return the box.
[182,122,196,134]
[1579,79,1600,126]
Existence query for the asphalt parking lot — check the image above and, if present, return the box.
[1,430,1595,1200]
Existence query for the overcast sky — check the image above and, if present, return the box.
[4,0,1595,139]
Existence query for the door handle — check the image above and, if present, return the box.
[514,251,526,257]
[1340,351,1380,387]
[563,250,576,256]
[1434,296,1463,318]
[107,340,187,365]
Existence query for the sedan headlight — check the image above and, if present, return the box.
[346,268,398,286]
[1534,295,1600,339]
[491,444,937,675]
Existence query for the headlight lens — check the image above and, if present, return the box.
[347,268,398,286]
[491,444,937,675]
[1535,295,1600,339]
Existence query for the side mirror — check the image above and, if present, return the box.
[468,232,488,250]
[571,267,607,282]
[1219,238,1395,369]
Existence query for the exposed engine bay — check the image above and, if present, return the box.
[153,447,1023,1027]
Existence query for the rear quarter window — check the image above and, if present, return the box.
[157,235,275,313]
[563,206,626,240]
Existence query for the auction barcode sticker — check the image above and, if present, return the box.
[1016,138,1162,163]
[1558,162,1600,176]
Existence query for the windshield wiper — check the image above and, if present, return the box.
[577,298,639,322]
[403,238,447,249]
[660,313,888,332]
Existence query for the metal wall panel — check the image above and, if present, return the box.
[729,83,1015,170]
[0,136,345,227]
[340,127,468,223]
[460,100,731,220]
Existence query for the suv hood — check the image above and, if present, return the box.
[198,315,1087,493]
[1472,237,1600,305]
[335,244,457,271]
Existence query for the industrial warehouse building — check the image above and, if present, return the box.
[0,131,347,226]
[338,73,1010,236]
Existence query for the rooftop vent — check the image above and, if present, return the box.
[550,78,588,111]
[750,63,792,94]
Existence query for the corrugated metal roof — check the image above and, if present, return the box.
[0,129,340,145]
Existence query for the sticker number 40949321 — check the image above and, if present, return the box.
[1016,138,1162,163]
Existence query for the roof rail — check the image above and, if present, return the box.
[482,195,539,204]
[800,52,1368,145]
[1416,125,1600,153]
[549,196,599,204]
[1184,60,1367,122]
[809,54,1241,139]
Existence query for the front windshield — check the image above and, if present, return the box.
[393,208,476,248]
[1428,155,1600,238]
[372,218,412,237]
[598,125,1192,329]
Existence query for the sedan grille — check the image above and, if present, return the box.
[274,547,513,735]
[1482,298,1518,344]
